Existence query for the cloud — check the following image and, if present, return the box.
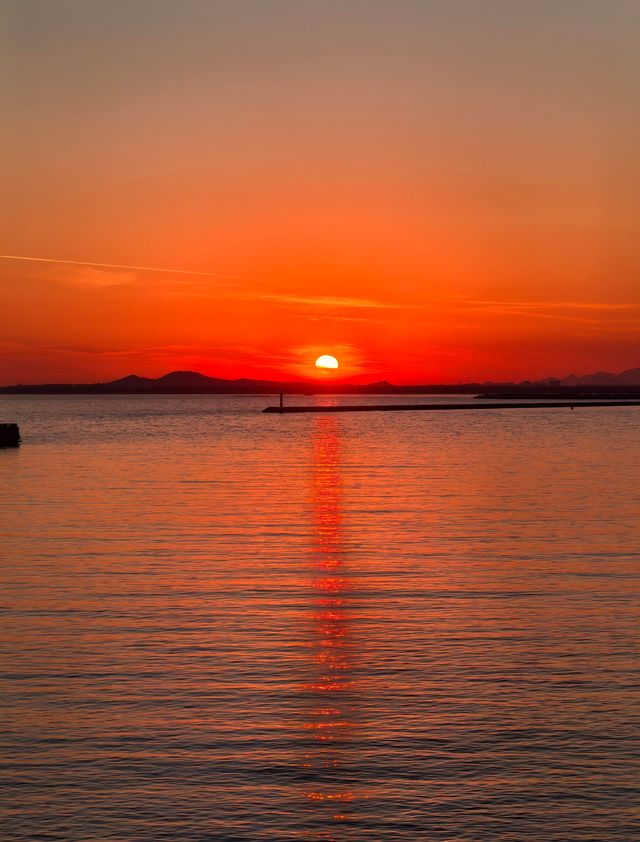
[0,253,401,312]
[457,298,636,312]
[449,297,640,326]
[254,292,401,310]
[0,254,248,282]
[59,266,139,288]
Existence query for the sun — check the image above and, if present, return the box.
[315,354,339,370]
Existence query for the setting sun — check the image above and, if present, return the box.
[315,355,339,370]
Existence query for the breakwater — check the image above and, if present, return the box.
[264,400,640,414]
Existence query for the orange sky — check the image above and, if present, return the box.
[2,1,640,384]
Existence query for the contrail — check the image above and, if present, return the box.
[0,253,394,310]
[0,254,252,282]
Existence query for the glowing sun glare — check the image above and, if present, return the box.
[315,354,339,370]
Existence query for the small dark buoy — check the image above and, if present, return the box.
[0,423,20,447]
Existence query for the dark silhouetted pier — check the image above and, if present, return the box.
[264,400,640,414]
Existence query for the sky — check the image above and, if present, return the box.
[2,0,640,384]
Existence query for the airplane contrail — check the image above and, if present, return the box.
[0,253,394,310]
[0,254,253,282]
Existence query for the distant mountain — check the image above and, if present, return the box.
[3,366,640,395]
[107,374,155,387]
[558,367,640,386]
[0,370,489,395]
[478,365,640,399]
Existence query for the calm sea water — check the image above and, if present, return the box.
[1,395,639,841]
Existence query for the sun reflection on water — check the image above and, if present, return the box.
[299,416,362,834]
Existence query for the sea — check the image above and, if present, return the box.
[1,395,639,841]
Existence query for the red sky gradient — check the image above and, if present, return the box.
[2,1,639,385]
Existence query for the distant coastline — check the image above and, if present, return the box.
[2,367,640,397]
[0,370,483,395]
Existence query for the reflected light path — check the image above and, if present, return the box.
[299,416,362,836]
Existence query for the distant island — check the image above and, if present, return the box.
[2,366,640,397]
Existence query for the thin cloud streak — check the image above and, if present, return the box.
[456,298,637,313]
[1,253,399,311]
[447,297,640,326]
[0,254,256,283]
[256,292,402,310]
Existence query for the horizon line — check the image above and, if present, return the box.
[2,365,640,391]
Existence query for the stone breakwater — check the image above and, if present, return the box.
[264,400,640,414]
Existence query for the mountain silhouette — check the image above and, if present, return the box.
[558,367,640,386]
[1,370,487,394]
[2,366,640,395]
